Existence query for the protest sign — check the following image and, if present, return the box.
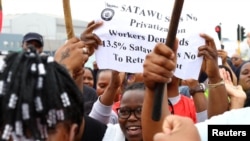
[93,0,220,80]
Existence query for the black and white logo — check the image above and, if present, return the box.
[101,8,115,21]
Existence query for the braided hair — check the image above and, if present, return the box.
[0,46,84,141]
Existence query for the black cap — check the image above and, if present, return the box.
[22,32,44,47]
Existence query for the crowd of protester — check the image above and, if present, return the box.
[0,19,250,141]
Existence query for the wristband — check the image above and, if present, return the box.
[208,79,224,88]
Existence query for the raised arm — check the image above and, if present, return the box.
[142,39,178,141]
[225,80,246,110]
[183,79,208,122]
[54,20,103,92]
[54,37,88,91]
[89,70,122,124]
[198,34,229,118]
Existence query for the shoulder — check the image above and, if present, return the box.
[83,85,98,101]
[81,115,107,141]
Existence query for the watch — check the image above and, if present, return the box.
[189,83,205,96]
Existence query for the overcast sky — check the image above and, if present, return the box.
[2,0,250,40]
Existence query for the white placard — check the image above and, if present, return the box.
[93,0,220,80]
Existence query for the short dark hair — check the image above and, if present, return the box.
[84,67,94,77]
[121,82,145,97]
[0,46,83,140]
[96,69,111,81]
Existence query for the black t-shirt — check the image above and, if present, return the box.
[81,115,107,141]
[83,85,98,102]
[83,85,98,115]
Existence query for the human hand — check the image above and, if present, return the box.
[225,83,246,109]
[198,34,221,83]
[219,67,233,85]
[219,66,246,109]
[153,115,200,141]
[54,37,88,78]
[143,39,178,90]
[109,70,122,89]
[217,49,228,64]
[80,20,103,56]
[100,70,123,105]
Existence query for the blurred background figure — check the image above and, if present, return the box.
[21,32,44,54]
[83,67,95,88]
[231,52,245,78]
[82,67,98,115]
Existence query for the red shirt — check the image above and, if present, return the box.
[169,95,197,123]
[112,101,120,114]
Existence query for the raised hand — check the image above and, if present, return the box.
[198,34,221,83]
[143,40,178,90]
[225,82,246,109]
[54,37,88,81]
[217,49,228,64]
[80,20,103,56]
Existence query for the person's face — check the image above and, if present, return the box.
[96,71,112,96]
[231,55,242,67]
[239,62,250,91]
[118,89,144,141]
[83,69,94,88]
[23,40,43,54]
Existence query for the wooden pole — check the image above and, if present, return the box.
[63,0,75,39]
[152,0,184,121]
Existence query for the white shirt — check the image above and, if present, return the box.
[102,124,125,141]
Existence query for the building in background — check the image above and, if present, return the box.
[1,13,88,52]
[0,33,22,51]
[0,13,96,68]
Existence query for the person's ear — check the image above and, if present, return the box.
[69,123,79,141]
